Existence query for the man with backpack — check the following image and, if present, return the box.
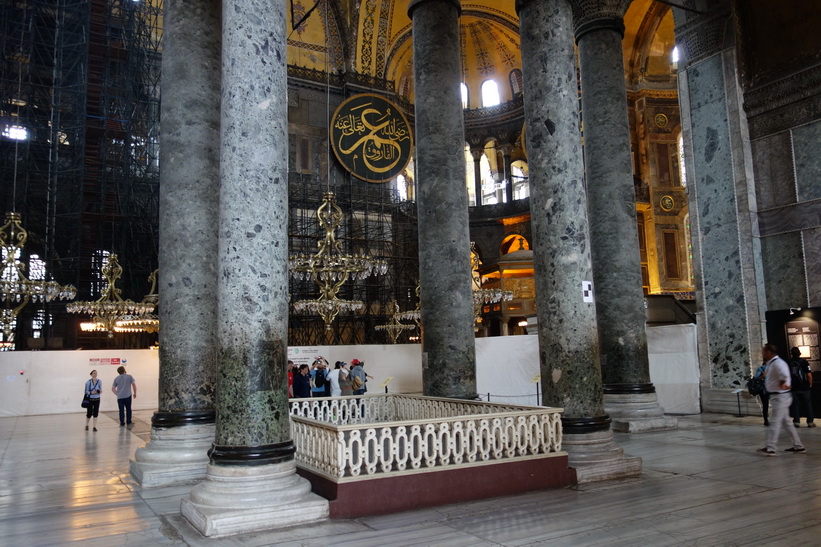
[789,347,814,427]
[311,357,329,397]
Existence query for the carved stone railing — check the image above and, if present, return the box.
[289,394,563,481]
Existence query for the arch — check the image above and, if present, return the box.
[500,234,529,256]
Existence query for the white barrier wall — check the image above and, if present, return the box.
[0,349,160,417]
[647,324,701,414]
[0,327,700,417]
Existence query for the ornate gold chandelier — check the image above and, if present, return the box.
[0,212,77,342]
[289,192,387,330]
[67,253,155,337]
[397,284,421,327]
[471,242,513,323]
[114,269,159,333]
[375,300,415,343]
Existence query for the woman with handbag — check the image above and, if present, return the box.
[84,369,103,431]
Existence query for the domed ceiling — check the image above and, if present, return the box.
[285,0,675,104]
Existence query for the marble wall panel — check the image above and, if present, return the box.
[793,120,821,202]
[760,231,806,309]
[805,227,821,306]
[751,131,796,210]
[687,55,752,387]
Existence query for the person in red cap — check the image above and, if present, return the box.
[350,359,372,395]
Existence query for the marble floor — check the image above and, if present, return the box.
[1,409,821,546]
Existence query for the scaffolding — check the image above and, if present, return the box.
[0,0,162,349]
[288,168,420,346]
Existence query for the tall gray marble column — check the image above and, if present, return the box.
[471,148,484,206]
[572,2,676,433]
[501,144,514,203]
[517,0,640,482]
[130,0,221,488]
[409,0,477,399]
[180,0,327,536]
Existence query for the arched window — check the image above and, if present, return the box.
[461,83,469,109]
[481,80,500,107]
[509,69,523,96]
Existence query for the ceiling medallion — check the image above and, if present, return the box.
[329,93,413,183]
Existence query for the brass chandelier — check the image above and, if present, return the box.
[67,253,155,337]
[0,212,77,342]
[111,269,159,334]
[289,192,387,330]
[471,242,513,323]
[375,300,415,343]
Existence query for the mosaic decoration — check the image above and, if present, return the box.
[360,0,377,72]
[461,26,468,83]
[375,0,391,75]
[468,23,494,76]
[477,20,516,68]
[330,93,413,182]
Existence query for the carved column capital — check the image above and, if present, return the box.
[408,0,461,19]
[673,3,732,68]
[567,0,631,40]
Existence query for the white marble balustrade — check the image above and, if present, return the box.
[289,394,563,481]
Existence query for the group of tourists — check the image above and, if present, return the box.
[289,357,372,398]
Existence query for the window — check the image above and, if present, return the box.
[91,250,111,297]
[678,133,687,187]
[481,80,500,107]
[509,69,523,96]
[461,83,469,109]
[671,46,680,64]
[2,124,27,140]
[662,231,680,280]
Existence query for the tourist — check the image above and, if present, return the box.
[84,369,103,431]
[293,364,312,398]
[111,366,137,427]
[327,362,343,397]
[758,344,805,455]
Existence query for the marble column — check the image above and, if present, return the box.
[471,148,484,206]
[573,4,676,433]
[180,0,327,536]
[130,0,220,488]
[501,144,514,203]
[409,0,477,399]
[517,0,640,482]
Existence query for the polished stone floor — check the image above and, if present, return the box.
[1,409,820,546]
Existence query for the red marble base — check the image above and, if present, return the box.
[297,455,577,519]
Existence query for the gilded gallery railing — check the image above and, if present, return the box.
[289,394,564,481]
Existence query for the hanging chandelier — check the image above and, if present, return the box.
[398,284,421,327]
[289,192,387,330]
[375,300,415,343]
[0,212,77,342]
[114,269,159,333]
[471,242,513,323]
[67,253,155,337]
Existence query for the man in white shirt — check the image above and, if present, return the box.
[759,344,805,455]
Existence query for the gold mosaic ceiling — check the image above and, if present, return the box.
[285,0,676,106]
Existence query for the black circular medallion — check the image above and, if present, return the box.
[330,93,413,183]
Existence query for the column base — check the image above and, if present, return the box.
[563,429,643,484]
[180,460,328,538]
[604,392,678,433]
[130,422,215,488]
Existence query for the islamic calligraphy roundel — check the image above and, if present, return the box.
[330,93,413,183]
